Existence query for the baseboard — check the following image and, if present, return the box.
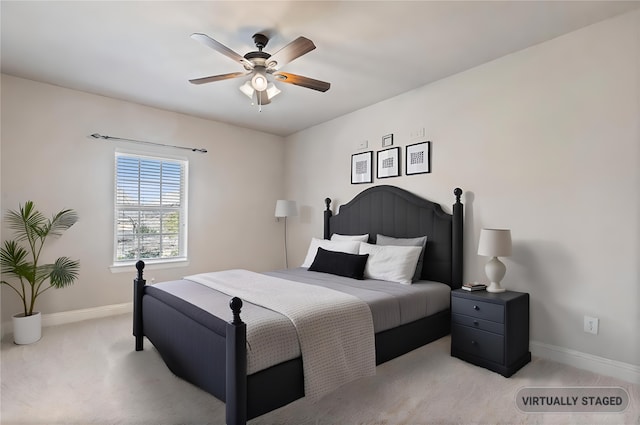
[3,307,638,386]
[2,302,133,339]
[531,340,640,385]
[42,302,133,327]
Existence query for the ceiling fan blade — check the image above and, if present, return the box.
[191,33,254,69]
[189,71,249,85]
[273,72,330,92]
[266,37,316,70]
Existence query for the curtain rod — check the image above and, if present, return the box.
[89,133,208,153]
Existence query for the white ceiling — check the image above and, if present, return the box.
[2,1,639,137]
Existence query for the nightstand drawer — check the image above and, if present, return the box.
[452,324,504,364]
[452,313,504,334]
[451,297,504,323]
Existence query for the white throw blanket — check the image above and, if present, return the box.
[184,270,376,402]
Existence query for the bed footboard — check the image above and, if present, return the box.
[133,261,250,425]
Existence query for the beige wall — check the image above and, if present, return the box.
[1,75,286,323]
[2,9,638,372]
[284,10,640,366]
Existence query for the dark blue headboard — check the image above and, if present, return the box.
[323,185,463,289]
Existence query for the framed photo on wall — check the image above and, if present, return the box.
[377,147,400,179]
[406,141,431,175]
[351,151,373,184]
[382,134,393,147]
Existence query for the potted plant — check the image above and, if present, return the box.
[1,201,80,344]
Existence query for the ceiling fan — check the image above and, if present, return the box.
[189,32,331,108]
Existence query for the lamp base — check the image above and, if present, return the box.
[486,282,506,293]
[484,256,507,293]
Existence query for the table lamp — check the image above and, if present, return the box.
[477,228,512,293]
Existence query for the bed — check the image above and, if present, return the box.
[133,185,463,425]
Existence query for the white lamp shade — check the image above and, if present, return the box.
[239,81,254,98]
[478,229,512,257]
[251,71,268,91]
[275,200,298,218]
[266,83,281,99]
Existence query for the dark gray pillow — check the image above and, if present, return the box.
[376,234,427,282]
[309,247,369,280]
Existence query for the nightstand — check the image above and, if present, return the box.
[450,289,531,377]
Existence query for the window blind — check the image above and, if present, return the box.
[114,153,187,263]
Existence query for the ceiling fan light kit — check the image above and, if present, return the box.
[239,81,281,111]
[190,31,330,110]
[266,83,281,99]
[251,69,268,91]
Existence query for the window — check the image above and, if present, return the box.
[114,152,188,265]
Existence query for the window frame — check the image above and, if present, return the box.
[111,151,189,270]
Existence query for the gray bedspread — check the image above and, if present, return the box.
[151,268,450,374]
[266,268,450,332]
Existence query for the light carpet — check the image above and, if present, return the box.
[1,313,638,425]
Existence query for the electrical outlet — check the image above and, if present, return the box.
[584,316,599,335]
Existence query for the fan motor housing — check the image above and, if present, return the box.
[244,51,271,61]
[252,33,269,49]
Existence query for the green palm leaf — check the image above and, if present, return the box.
[0,240,33,280]
[42,209,79,238]
[49,257,80,288]
[5,201,46,243]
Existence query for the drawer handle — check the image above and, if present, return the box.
[473,320,479,326]
[473,305,479,310]
[471,340,477,345]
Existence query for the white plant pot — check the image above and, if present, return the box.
[12,312,42,344]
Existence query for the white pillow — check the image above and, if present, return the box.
[376,234,427,282]
[331,233,369,242]
[359,242,422,285]
[301,238,361,268]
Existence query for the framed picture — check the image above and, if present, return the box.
[351,151,373,184]
[377,147,400,179]
[382,134,394,147]
[406,141,431,175]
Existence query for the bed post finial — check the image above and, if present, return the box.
[136,260,145,280]
[325,198,331,211]
[454,188,462,204]
[230,297,244,325]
